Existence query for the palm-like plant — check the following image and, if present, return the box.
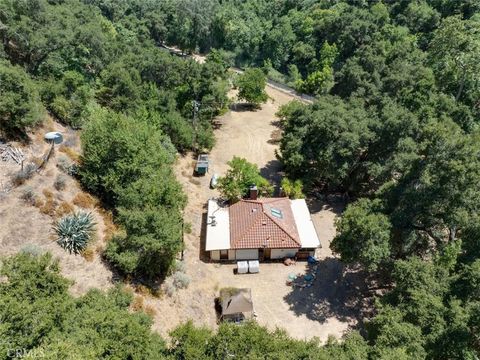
[54,212,96,254]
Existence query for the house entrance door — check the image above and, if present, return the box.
[264,248,271,260]
[220,250,228,260]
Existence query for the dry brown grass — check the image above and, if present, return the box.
[56,201,74,218]
[73,192,97,209]
[131,295,145,312]
[59,145,81,162]
[81,246,95,262]
[45,116,56,132]
[34,131,45,143]
[39,189,57,216]
[95,243,105,255]
[31,156,43,168]
[144,305,157,317]
[136,284,152,297]
[43,189,54,199]
[98,208,118,241]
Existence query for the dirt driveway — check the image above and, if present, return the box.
[149,86,364,341]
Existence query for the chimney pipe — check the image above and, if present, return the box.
[249,185,258,200]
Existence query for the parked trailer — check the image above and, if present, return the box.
[195,154,209,175]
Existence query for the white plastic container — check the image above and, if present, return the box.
[248,260,259,273]
[237,261,248,274]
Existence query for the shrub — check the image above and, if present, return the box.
[218,156,273,201]
[164,279,176,297]
[54,212,96,254]
[12,163,36,186]
[20,244,43,256]
[173,272,190,289]
[57,155,78,176]
[20,186,36,204]
[73,192,97,208]
[280,178,304,199]
[54,174,68,191]
[173,260,186,273]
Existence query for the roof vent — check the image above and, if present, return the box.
[209,216,217,226]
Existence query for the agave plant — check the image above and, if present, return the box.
[54,212,95,254]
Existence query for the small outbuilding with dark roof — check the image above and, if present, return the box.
[219,288,254,322]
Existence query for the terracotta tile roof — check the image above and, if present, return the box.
[229,198,301,249]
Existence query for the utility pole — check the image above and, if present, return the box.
[192,100,200,153]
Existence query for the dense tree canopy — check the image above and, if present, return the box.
[273,1,480,358]
[0,60,45,138]
[0,253,166,359]
[81,107,185,279]
[1,0,480,358]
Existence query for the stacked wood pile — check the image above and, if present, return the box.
[0,144,25,164]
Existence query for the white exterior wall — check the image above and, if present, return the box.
[271,249,298,259]
[235,249,259,260]
[210,250,220,261]
[228,250,236,260]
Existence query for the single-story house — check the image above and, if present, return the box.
[219,288,253,322]
[206,192,320,261]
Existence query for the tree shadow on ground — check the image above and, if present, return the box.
[283,259,373,330]
[199,209,210,262]
[229,102,259,112]
[306,196,345,215]
[260,159,283,195]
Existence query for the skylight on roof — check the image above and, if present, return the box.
[270,208,283,219]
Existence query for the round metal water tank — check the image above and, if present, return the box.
[44,131,63,145]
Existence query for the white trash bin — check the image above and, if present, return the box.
[248,260,259,273]
[237,261,248,274]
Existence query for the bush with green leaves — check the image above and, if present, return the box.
[235,68,268,108]
[172,272,190,290]
[54,212,95,254]
[0,60,45,139]
[280,178,304,199]
[218,156,273,201]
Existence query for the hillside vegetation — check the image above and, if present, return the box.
[0,0,479,359]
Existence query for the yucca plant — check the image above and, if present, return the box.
[54,212,96,254]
